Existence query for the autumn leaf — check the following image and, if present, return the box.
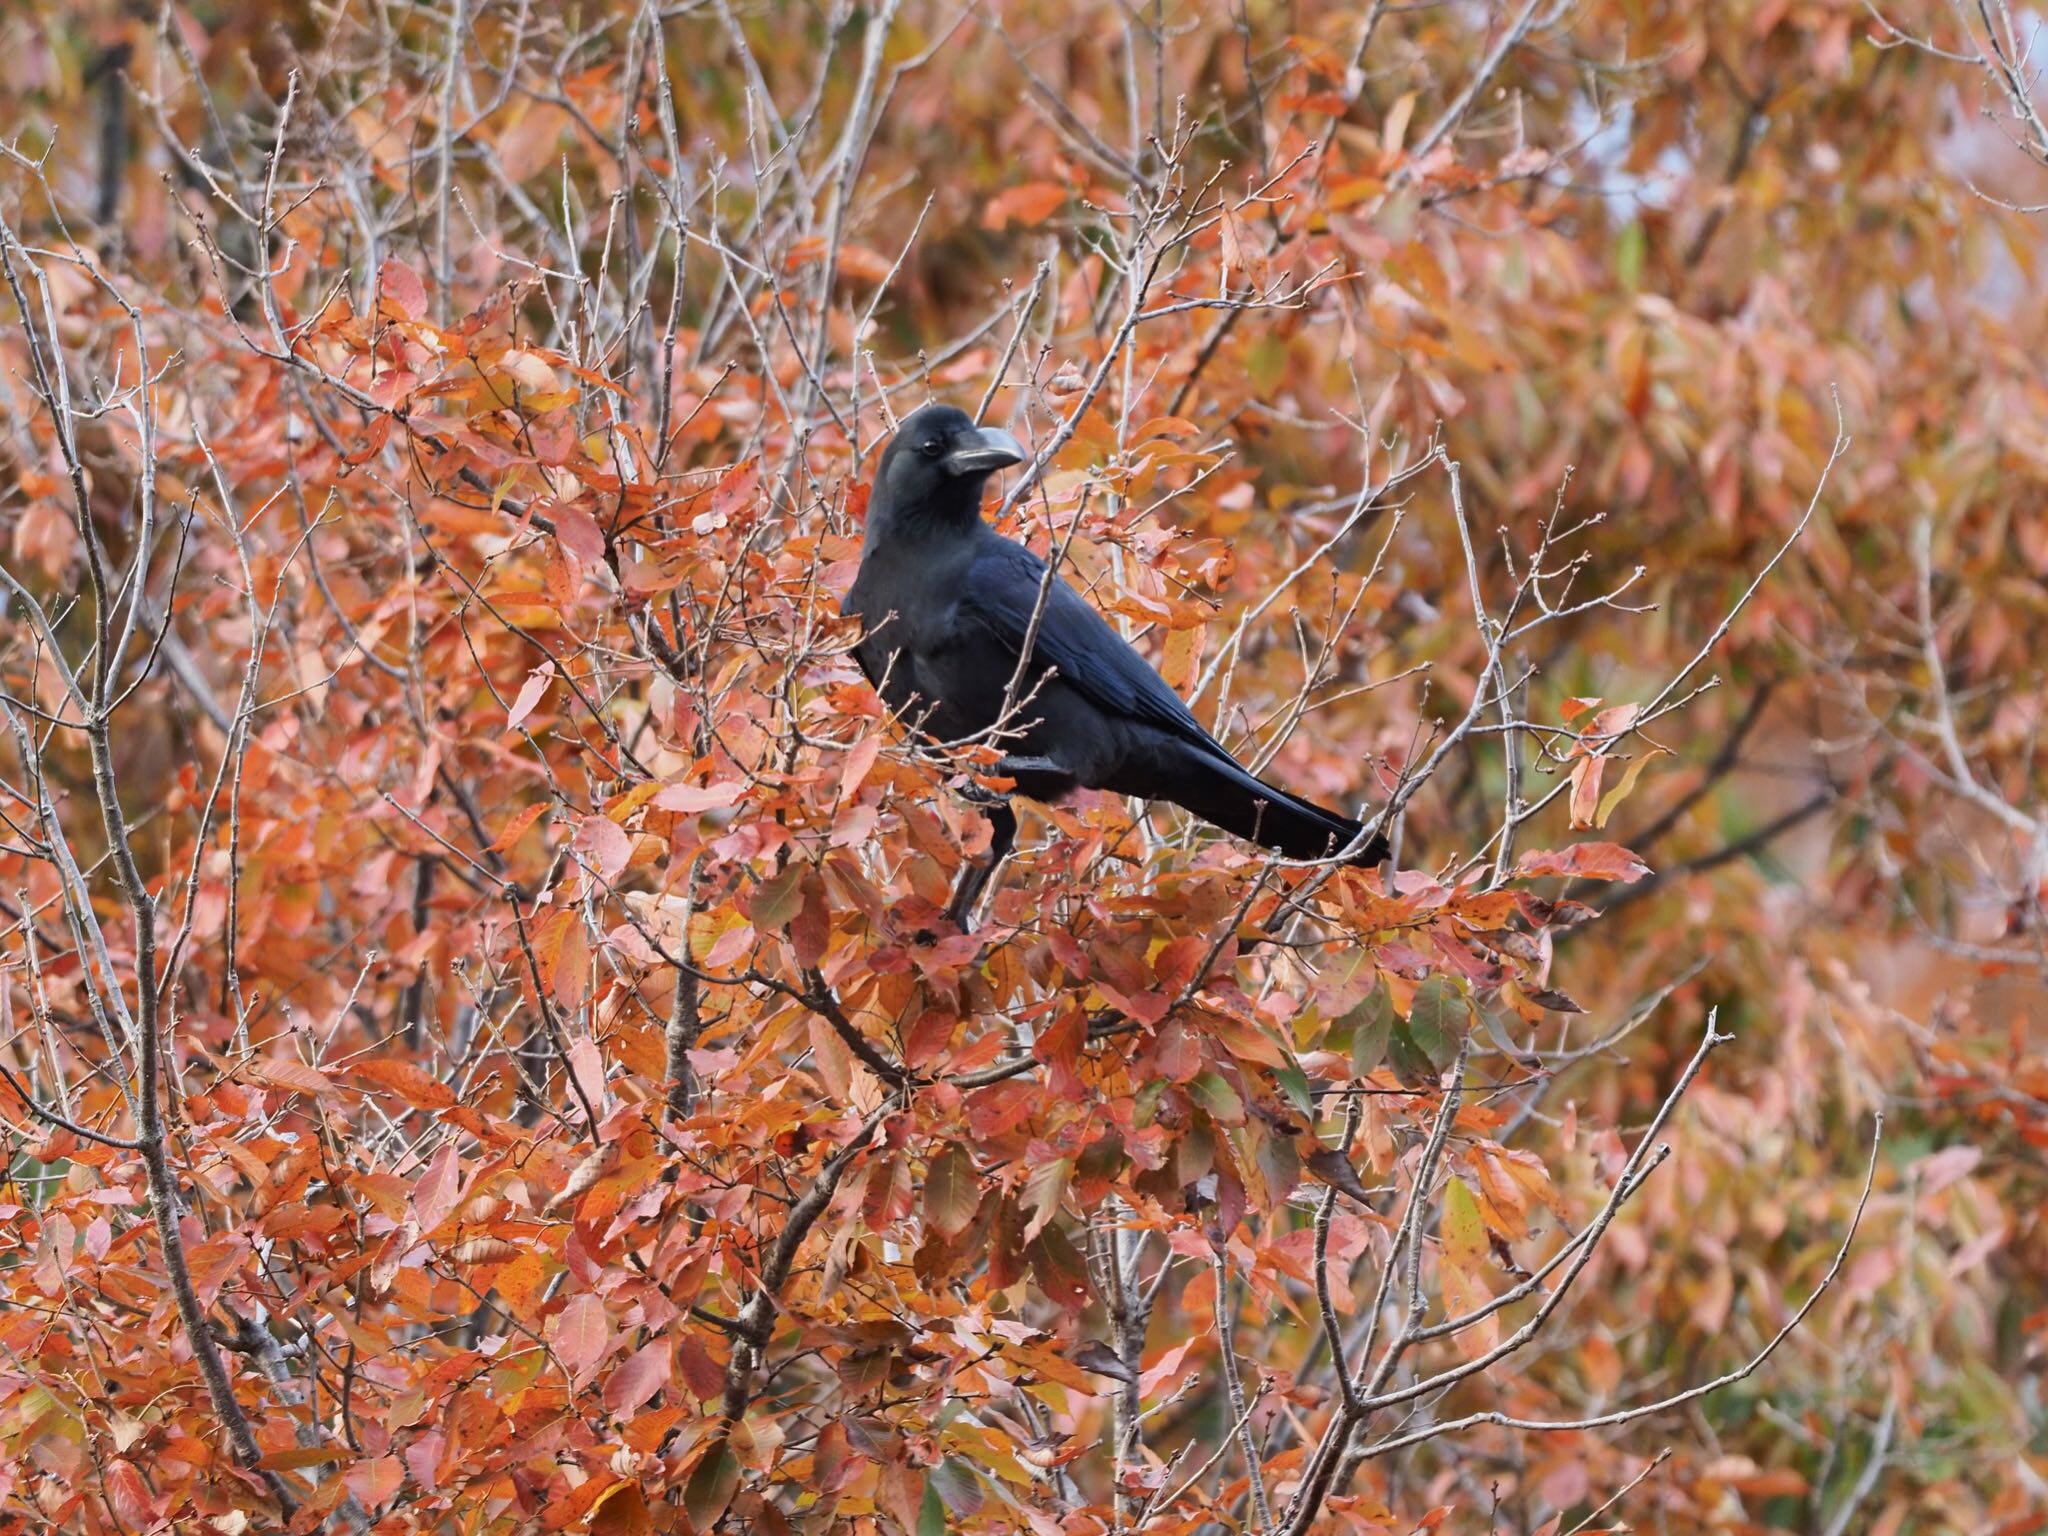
[344,1456,404,1507]
[553,1292,612,1380]
[505,662,555,730]
[982,181,1067,228]
[1595,746,1671,828]
[252,1058,338,1097]
[1440,1176,1488,1273]
[925,1146,980,1239]
[378,256,427,320]
[1512,843,1652,883]
[552,503,607,565]
[411,1140,463,1234]
[685,1443,740,1531]
[603,1336,672,1416]
[589,1480,654,1536]
[1019,1156,1070,1242]
[487,800,550,853]
[575,813,634,880]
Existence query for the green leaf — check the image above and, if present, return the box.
[930,1458,985,1519]
[1247,333,1288,394]
[1440,1176,1488,1273]
[1343,985,1395,1076]
[684,1443,739,1531]
[1388,1024,1434,1086]
[917,1476,948,1536]
[1406,979,1468,1073]
[746,865,805,930]
[1615,219,1645,291]
[1189,1070,1245,1125]
[1253,1123,1302,1205]
[1274,1056,1313,1120]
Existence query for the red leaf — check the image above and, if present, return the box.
[788,870,831,969]
[862,1154,913,1232]
[551,919,591,1013]
[925,1146,980,1239]
[344,1455,404,1508]
[553,1292,612,1380]
[566,1035,606,1111]
[575,814,633,881]
[1512,842,1651,883]
[105,1459,155,1528]
[603,1335,671,1416]
[839,736,881,800]
[966,1081,1039,1139]
[379,257,428,321]
[711,460,761,523]
[412,1141,463,1235]
[1567,754,1606,830]
[553,504,607,565]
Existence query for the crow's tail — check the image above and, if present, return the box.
[1155,744,1389,866]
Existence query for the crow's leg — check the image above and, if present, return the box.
[946,798,1017,929]
[944,756,1065,929]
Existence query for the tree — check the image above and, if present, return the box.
[0,2,2040,1532]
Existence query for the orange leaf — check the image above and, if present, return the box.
[982,181,1068,229]
[253,1058,338,1097]
[589,1480,654,1536]
[351,1058,457,1111]
[488,800,549,853]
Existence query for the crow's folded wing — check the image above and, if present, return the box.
[958,538,1226,755]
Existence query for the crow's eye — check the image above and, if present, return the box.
[918,439,945,460]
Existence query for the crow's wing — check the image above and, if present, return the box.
[958,537,1227,756]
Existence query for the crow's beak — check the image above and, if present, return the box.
[944,426,1026,477]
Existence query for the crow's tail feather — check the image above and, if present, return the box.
[1159,748,1389,866]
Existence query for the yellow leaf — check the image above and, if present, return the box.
[1595,745,1670,828]
[1382,92,1418,158]
[1440,1176,1488,1273]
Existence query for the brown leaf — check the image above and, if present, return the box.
[1069,1340,1139,1384]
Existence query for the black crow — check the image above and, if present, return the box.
[844,403,1389,924]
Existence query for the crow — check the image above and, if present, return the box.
[844,403,1389,925]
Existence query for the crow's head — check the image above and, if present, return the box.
[872,404,1026,527]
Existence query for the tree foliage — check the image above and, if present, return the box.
[0,1,2043,1532]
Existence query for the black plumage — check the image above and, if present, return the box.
[844,403,1387,923]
